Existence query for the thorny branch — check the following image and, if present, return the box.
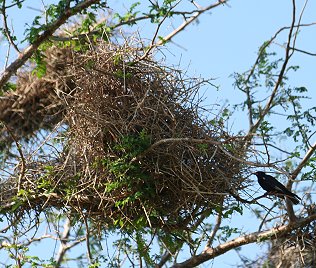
[0,0,316,267]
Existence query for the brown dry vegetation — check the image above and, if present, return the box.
[0,42,249,232]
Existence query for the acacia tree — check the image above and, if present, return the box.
[0,0,316,267]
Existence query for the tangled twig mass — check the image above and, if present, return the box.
[0,42,248,231]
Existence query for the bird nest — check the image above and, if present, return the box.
[0,47,74,152]
[0,42,247,231]
[263,208,316,268]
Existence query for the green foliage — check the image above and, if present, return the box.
[31,51,47,78]
[74,12,97,34]
[36,165,56,193]
[114,69,132,79]
[89,263,101,268]
[0,82,16,95]
[233,41,314,150]
[101,131,153,213]
[2,243,57,267]
[6,189,32,212]
[46,0,71,21]
[197,143,208,153]
[147,0,176,23]
[222,204,243,218]
[218,225,240,242]
[135,231,155,266]
[113,2,141,25]
[283,87,315,145]
[23,0,107,45]
[113,130,151,159]
[232,42,284,120]
[0,26,17,44]
[23,15,46,44]
[299,157,316,181]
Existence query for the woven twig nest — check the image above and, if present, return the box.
[0,42,247,231]
[0,47,74,151]
[265,212,316,268]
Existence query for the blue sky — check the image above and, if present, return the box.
[1,0,316,267]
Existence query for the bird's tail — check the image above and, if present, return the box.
[286,194,301,205]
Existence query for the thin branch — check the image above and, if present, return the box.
[1,0,20,52]
[3,124,26,192]
[289,46,316,56]
[205,201,223,247]
[241,20,316,133]
[83,216,93,263]
[156,252,171,268]
[134,136,286,169]
[247,0,296,136]
[55,217,71,268]
[50,14,152,41]
[157,0,228,46]
[291,141,316,180]
[229,191,270,205]
[284,141,316,222]
[49,1,226,43]
[4,0,26,9]
[137,6,172,61]
[254,142,299,156]
[292,0,309,50]
[258,203,278,232]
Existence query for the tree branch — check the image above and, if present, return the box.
[205,200,223,247]
[156,0,228,46]
[55,217,71,267]
[171,213,316,268]
[291,141,316,180]
[247,0,297,136]
[0,0,100,89]
[1,0,20,53]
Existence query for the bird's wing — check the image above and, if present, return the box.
[266,174,300,199]
[265,174,288,190]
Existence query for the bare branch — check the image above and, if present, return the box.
[206,200,223,247]
[247,0,297,136]
[3,124,26,192]
[157,0,228,46]
[289,46,316,56]
[291,141,316,180]
[55,218,71,268]
[4,0,26,9]
[284,141,316,222]
[1,0,20,53]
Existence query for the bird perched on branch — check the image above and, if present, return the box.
[254,171,301,205]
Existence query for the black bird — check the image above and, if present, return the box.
[254,171,301,205]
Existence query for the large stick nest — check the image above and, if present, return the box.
[263,210,316,268]
[0,48,74,151]
[0,42,248,231]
